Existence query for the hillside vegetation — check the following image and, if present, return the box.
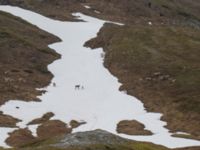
[0,0,200,149]
[85,23,200,138]
[0,130,199,150]
[0,10,60,106]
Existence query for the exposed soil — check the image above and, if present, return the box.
[0,111,21,128]
[5,128,36,147]
[2,130,200,150]
[27,112,54,125]
[5,119,79,147]
[37,120,72,139]
[0,11,60,106]
[85,23,200,139]
[1,0,200,27]
[117,120,153,136]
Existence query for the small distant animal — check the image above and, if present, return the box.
[75,85,85,90]
[53,82,56,87]
[75,85,80,90]
[16,106,20,109]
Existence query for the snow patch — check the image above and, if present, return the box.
[0,5,199,148]
[84,5,91,9]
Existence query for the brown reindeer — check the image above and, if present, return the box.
[75,85,80,90]
[75,85,85,90]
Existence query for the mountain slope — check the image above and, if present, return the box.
[0,0,200,149]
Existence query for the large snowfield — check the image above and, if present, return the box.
[0,5,200,148]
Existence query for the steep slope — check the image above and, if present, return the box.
[1,0,200,26]
[85,23,200,139]
[0,10,60,124]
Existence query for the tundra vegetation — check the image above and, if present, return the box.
[0,0,200,149]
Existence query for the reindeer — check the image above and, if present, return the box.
[75,85,84,90]
[75,85,80,90]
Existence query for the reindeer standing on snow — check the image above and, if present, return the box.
[75,85,84,90]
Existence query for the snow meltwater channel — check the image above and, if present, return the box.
[0,5,200,149]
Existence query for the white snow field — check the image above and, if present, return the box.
[0,5,200,148]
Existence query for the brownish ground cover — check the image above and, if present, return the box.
[0,111,21,128]
[27,112,54,125]
[5,128,36,147]
[117,120,153,135]
[85,23,200,139]
[37,120,72,139]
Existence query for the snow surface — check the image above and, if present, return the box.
[0,5,200,148]
[84,5,91,9]
[94,10,101,14]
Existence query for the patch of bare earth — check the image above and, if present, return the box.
[37,120,72,139]
[117,120,153,136]
[6,128,36,147]
[4,118,86,147]
[0,111,21,128]
[27,112,54,125]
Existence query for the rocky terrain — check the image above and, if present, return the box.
[0,0,200,149]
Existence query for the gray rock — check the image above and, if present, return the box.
[53,129,129,148]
